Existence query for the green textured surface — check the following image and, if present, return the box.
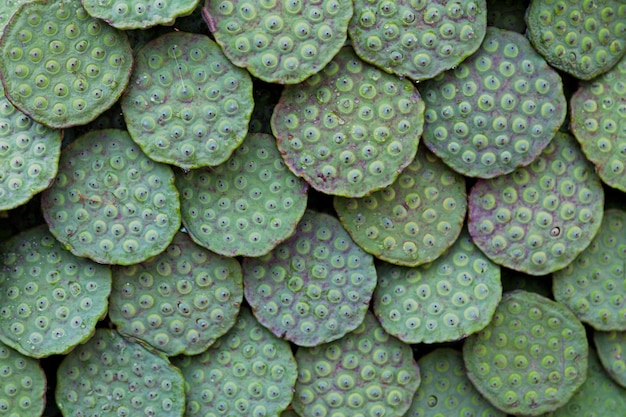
[121,31,254,170]
[0,339,46,417]
[202,0,353,84]
[374,229,502,344]
[0,0,31,34]
[553,209,626,331]
[82,0,200,29]
[271,46,425,197]
[334,144,467,267]
[41,129,181,266]
[55,328,185,417]
[468,132,604,276]
[293,311,421,417]
[109,230,243,356]
[243,209,377,347]
[406,348,506,417]
[525,0,626,80]
[0,224,111,358]
[176,132,309,257]
[349,0,487,81]
[486,0,529,33]
[570,54,626,192]
[594,330,626,389]
[463,290,588,416]
[172,305,297,417]
[420,26,566,179]
[0,0,133,128]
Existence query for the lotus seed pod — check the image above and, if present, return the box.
[55,328,185,417]
[176,133,309,258]
[0,81,61,211]
[0,340,46,417]
[463,290,588,416]
[349,0,487,81]
[0,0,133,128]
[468,131,605,276]
[570,54,626,191]
[486,0,529,33]
[293,311,421,417]
[553,209,626,330]
[82,0,200,29]
[121,31,254,170]
[242,209,377,347]
[271,46,425,197]
[202,0,353,84]
[172,305,297,417]
[0,0,31,35]
[374,229,502,344]
[334,144,467,267]
[525,0,626,80]
[542,348,626,416]
[406,348,506,417]
[0,224,111,358]
[41,129,181,266]
[594,330,626,389]
[420,26,566,179]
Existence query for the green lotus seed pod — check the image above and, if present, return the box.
[0,0,133,128]
[374,229,502,344]
[463,290,588,416]
[349,0,487,81]
[271,46,425,197]
[172,305,297,417]
[293,311,421,417]
[0,224,111,358]
[0,340,46,417]
[468,131,604,276]
[121,31,254,170]
[594,330,626,389]
[0,0,32,36]
[243,209,377,347]
[202,0,353,84]
[82,0,200,29]
[334,144,467,267]
[420,26,566,178]
[525,0,626,80]
[41,129,181,266]
[486,0,529,33]
[55,328,185,417]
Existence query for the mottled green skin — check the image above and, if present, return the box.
[55,328,185,417]
[0,225,111,358]
[0,340,46,417]
[82,0,199,29]
[526,0,626,80]
[0,0,133,128]
[463,290,588,416]
[293,312,421,417]
[0,0,32,34]
[172,306,297,417]
[594,330,626,389]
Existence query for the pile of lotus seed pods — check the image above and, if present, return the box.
[0,0,625,416]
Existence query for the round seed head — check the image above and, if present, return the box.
[41,128,181,266]
[420,26,566,178]
[463,290,588,416]
[109,230,243,356]
[0,340,46,417]
[55,328,185,417]
[406,348,506,417]
[173,305,297,417]
[82,0,200,29]
[243,209,377,346]
[121,31,254,170]
[525,0,626,80]
[293,311,421,417]
[553,209,626,331]
[334,144,467,267]
[0,0,133,128]
[176,132,309,258]
[570,54,626,191]
[0,225,111,358]
[271,46,425,197]
[486,0,529,33]
[374,229,502,344]
[203,0,353,84]
[468,131,605,275]
[349,0,487,81]
[594,330,626,389]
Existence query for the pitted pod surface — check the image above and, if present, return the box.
[0,340,46,417]
[594,330,626,389]
[82,0,199,29]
